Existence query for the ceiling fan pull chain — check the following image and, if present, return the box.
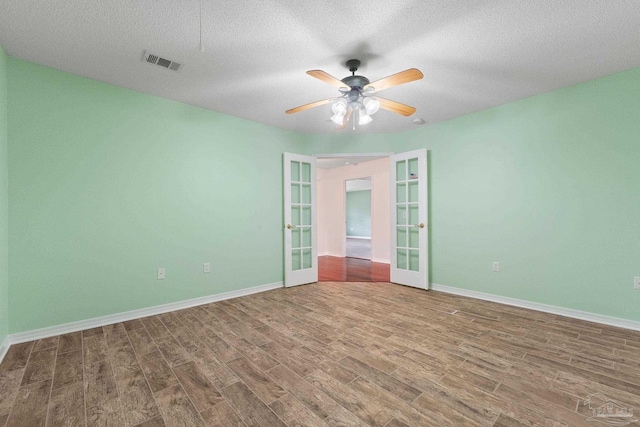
[199,0,205,52]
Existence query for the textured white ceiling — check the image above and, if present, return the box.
[1,0,640,134]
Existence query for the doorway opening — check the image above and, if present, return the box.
[283,149,428,288]
[316,154,391,282]
[345,178,372,260]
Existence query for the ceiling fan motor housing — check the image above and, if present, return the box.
[341,75,370,89]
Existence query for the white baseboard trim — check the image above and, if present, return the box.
[0,336,9,364]
[5,281,283,351]
[346,236,371,240]
[431,283,640,332]
[319,252,344,258]
[371,258,390,264]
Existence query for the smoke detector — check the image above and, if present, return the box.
[143,50,183,72]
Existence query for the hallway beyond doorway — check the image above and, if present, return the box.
[345,237,371,260]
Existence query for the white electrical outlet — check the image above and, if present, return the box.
[634,277,640,290]
[492,262,500,272]
[204,262,211,273]
[157,268,165,280]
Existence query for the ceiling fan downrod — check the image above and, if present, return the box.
[346,59,360,76]
[341,59,369,90]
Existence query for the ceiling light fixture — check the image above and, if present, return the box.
[330,98,348,125]
[363,97,380,115]
[286,59,423,131]
[330,95,378,128]
[358,108,372,125]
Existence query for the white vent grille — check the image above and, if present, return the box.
[143,51,183,72]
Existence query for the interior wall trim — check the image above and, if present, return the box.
[318,252,344,258]
[431,283,640,332]
[0,281,283,363]
[0,337,9,365]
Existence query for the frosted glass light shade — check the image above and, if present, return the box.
[363,97,380,115]
[330,113,345,125]
[358,109,372,125]
[332,98,348,114]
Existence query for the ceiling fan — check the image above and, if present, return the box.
[286,59,423,128]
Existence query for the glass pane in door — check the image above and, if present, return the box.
[291,228,301,248]
[397,249,407,269]
[302,228,311,247]
[396,206,407,225]
[301,207,311,226]
[409,205,419,225]
[301,162,311,183]
[292,249,301,270]
[397,227,407,247]
[396,160,406,181]
[409,228,419,248]
[408,158,418,179]
[291,161,300,182]
[409,250,419,271]
[396,183,406,203]
[291,206,300,226]
[301,185,311,204]
[291,184,300,204]
[302,248,312,269]
[408,181,419,202]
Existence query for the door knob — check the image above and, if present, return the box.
[286,224,296,229]
[414,223,425,229]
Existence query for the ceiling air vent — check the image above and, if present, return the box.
[143,51,183,72]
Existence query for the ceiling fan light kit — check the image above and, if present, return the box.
[363,97,380,115]
[358,109,373,125]
[286,59,424,129]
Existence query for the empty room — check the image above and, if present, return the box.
[1,1,640,427]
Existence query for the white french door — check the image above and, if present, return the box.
[390,149,428,289]
[283,153,318,287]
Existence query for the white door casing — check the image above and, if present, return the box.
[284,153,318,287]
[390,149,428,289]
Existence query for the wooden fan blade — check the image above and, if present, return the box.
[307,70,350,90]
[377,97,417,116]
[364,68,423,93]
[286,98,334,114]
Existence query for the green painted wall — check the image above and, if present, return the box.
[346,190,371,238]
[7,58,302,333]
[4,54,640,333]
[0,45,8,343]
[305,67,640,321]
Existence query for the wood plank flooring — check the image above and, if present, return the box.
[319,256,390,282]
[1,281,640,426]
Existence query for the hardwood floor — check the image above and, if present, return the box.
[1,281,640,426]
[319,256,390,282]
